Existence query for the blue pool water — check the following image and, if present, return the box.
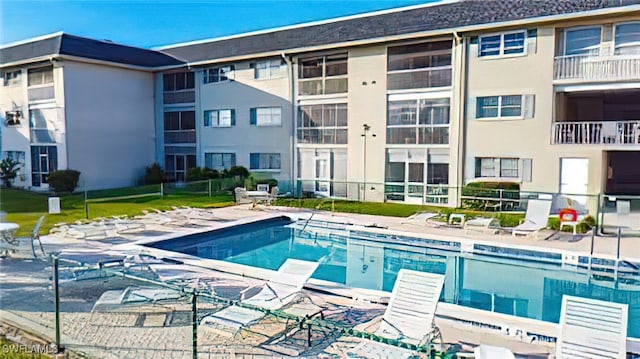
[146,217,640,337]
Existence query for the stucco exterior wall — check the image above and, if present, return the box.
[63,60,156,190]
[197,59,293,183]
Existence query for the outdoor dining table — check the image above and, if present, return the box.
[0,222,20,242]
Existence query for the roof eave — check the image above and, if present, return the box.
[177,4,640,67]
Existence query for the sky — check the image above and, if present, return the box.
[0,0,437,49]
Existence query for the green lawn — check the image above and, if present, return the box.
[274,198,525,227]
[0,188,234,236]
[0,187,530,237]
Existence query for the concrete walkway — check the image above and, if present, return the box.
[0,204,637,358]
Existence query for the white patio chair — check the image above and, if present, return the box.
[0,215,46,258]
[200,259,321,334]
[348,269,445,358]
[556,295,628,359]
[511,199,552,237]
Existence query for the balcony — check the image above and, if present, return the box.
[554,55,640,82]
[552,120,640,145]
[164,130,196,144]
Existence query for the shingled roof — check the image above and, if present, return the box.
[0,33,184,68]
[160,0,640,63]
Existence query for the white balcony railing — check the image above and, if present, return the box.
[552,120,640,145]
[554,55,640,82]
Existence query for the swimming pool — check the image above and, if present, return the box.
[145,216,640,337]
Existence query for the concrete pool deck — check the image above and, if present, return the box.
[1,204,638,358]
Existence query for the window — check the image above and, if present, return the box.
[3,151,26,165]
[204,153,236,171]
[563,27,601,56]
[254,59,284,79]
[479,31,526,57]
[251,107,281,126]
[163,72,194,91]
[27,67,53,86]
[250,153,281,170]
[298,54,348,95]
[387,41,452,90]
[164,111,195,143]
[165,152,196,182]
[203,66,234,84]
[474,157,524,178]
[297,103,348,144]
[476,95,533,119]
[30,145,57,186]
[204,109,235,127]
[164,111,195,130]
[615,22,640,55]
[387,98,450,144]
[29,108,56,143]
[3,70,21,87]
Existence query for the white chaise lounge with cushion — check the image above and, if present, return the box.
[348,269,445,358]
[556,295,628,359]
[512,199,552,237]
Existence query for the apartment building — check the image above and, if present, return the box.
[465,5,640,210]
[0,33,182,190]
[160,0,639,208]
[1,0,638,206]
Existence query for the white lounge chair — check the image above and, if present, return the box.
[474,344,515,359]
[556,295,628,359]
[464,217,500,234]
[200,259,320,334]
[403,212,439,226]
[349,269,445,358]
[512,199,552,237]
[0,215,46,258]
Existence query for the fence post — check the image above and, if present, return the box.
[160,183,164,199]
[52,254,63,354]
[499,189,503,212]
[84,190,89,219]
[192,290,198,359]
[208,179,212,198]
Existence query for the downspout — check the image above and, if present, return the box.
[453,31,467,208]
[282,52,296,194]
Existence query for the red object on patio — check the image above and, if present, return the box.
[559,208,578,222]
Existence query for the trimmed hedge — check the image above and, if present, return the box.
[48,170,81,193]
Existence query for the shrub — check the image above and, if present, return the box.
[0,158,20,188]
[48,170,81,193]
[144,163,166,184]
[462,181,520,211]
[186,167,223,182]
[227,166,249,178]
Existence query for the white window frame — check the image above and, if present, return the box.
[386,97,450,146]
[204,109,234,128]
[254,59,284,80]
[562,26,603,56]
[475,157,521,179]
[298,53,348,96]
[3,70,21,87]
[255,107,282,126]
[203,66,234,84]
[478,30,527,58]
[27,66,53,87]
[297,102,349,145]
[250,153,281,171]
[163,72,194,92]
[613,21,640,55]
[476,95,528,120]
[204,152,236,171]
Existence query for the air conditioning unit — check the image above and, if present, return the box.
[4,110,22,126]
